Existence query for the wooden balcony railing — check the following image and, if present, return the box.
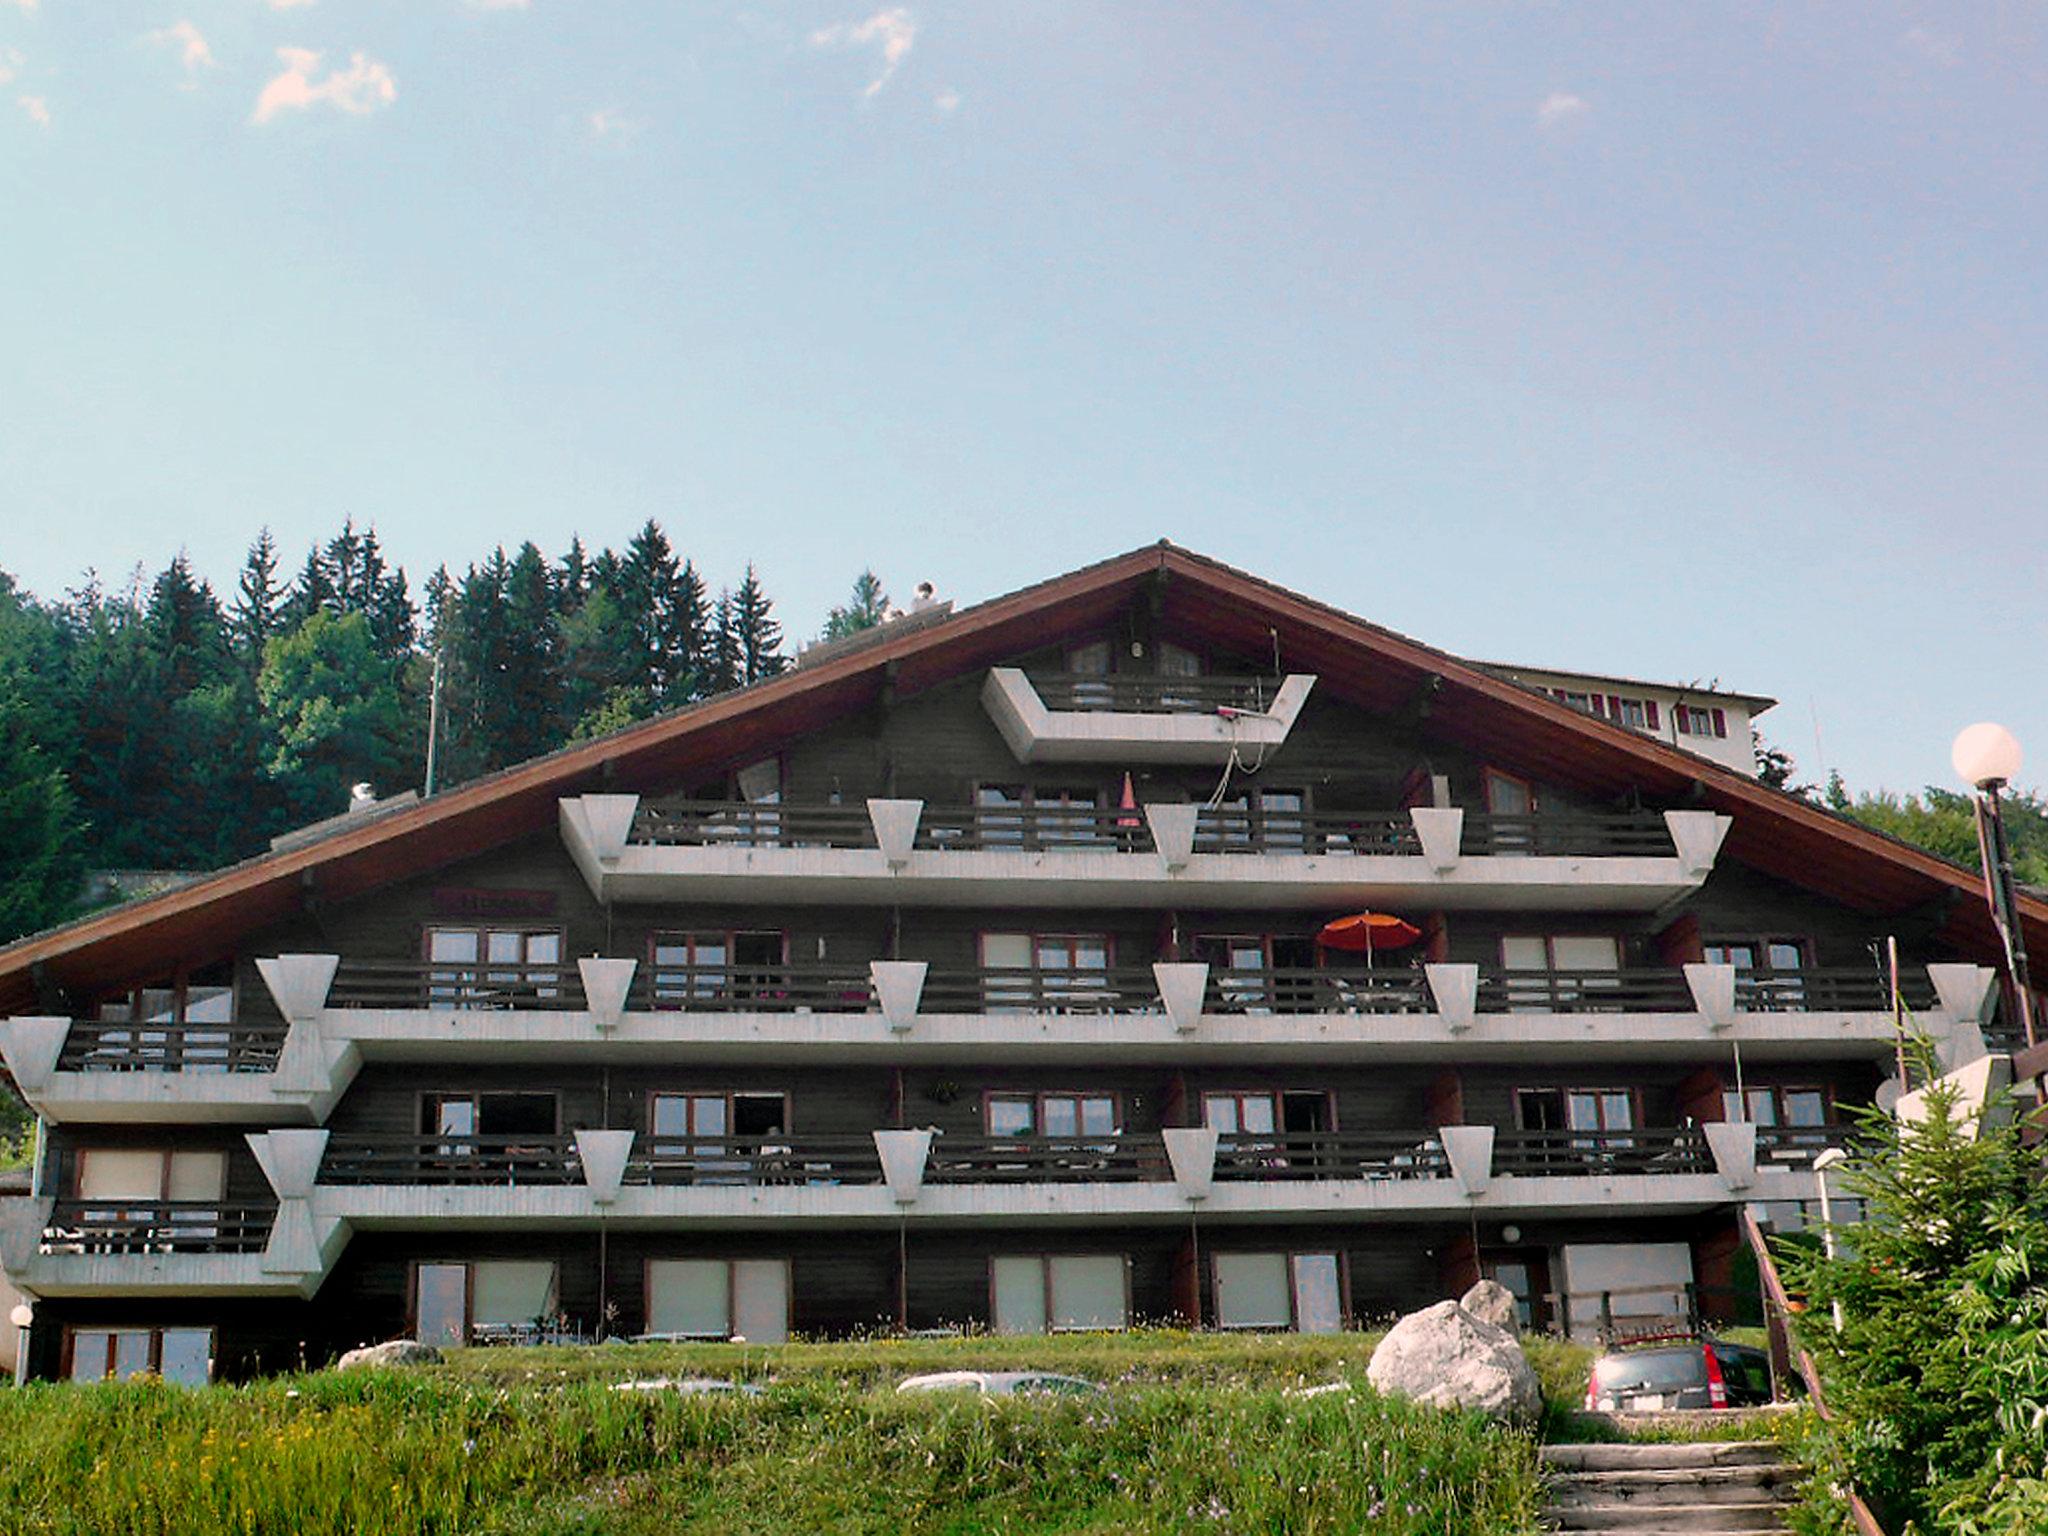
[1211,1131,1448,1182]
[40,1200,275,1255]
[923,1134,1169,1184]
[56,1022,287,1074]
[915,803,1151,853]
[1753,1123,1854,1169]
[328,961,586,1012]
[1192,808,1419,857]
[1203,969,1430,1015]
[1025,673,1283,715]
[1492,1126,1713,1177]
[1735,968,1936,1014]
[632,964,876,1014]
[917,965,1165,1016]
[1461,810,1674,857]
[629,800,877,850]
[624,1136,884,1187]
[318,1134,583,1186]
[1478,968,1698,1014]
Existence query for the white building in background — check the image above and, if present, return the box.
[1474,662,1775,777]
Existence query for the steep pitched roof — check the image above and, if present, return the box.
[1,540,2039,1015]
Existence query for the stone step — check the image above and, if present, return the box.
[1542,1440,1788,1472]
[1546,1505,1789,1533]
[1547,1465,1800,1508]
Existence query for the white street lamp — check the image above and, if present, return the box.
[9,1303,31,1387]
[1951,724,2037,1051]
[1813,1147,1848,1334]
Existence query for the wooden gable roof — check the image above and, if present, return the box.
[1,540,2040,1015]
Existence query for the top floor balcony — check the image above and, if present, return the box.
[980,668,1317,764]
[560,794,1732,912]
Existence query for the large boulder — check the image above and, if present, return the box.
[1367,1300,1540,1423]
[1459,1278,1520,1334]
[336,1339,443,1371]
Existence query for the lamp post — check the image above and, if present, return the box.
[10,1303,30,1386]
[1951,723,2036,1052]
[1812,1147,1848,1334]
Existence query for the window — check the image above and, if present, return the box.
[1483,769,1537,816]
[414,1260,558,1346]
[1609,696,1658,731]
[645,1258,790,1343]
[1550,689,1605,717]
[74,1147,226,1248]
[87,963,237,1071]
[985,1092,1119,1139]
[1066,641,1112,675]
[1212,1252,1344,1332]
[1500,935,1622,1010]
[66,1326,213,1385]
[990,1255,1128,1334]
[973,784,1105,849]
[424,926,562,1009]
[1157,642,1203,677]
[1517,1087,1636,1144]
[651,1093,788,1145]
[1204,788,1308,852]
[1674,705,1729,740]
[421,1093,558,1140]
[648,931,785,1008]
[1722,1086,1829,1127]
[1704,937,1808,1009]
[978,932,1113,1012]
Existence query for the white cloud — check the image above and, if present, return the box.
[934,86,959,114]
[251,46,395,124]
[260,0,317,9]
[3,0,38,14]
[1900,26,1961,66]
[811,8,915,100]
[466,0,531,9]
[586,106,642,143]
[1536,91,1589,128]
[147,20,216,84]
[18,93,48,126]
[0,48,20,87]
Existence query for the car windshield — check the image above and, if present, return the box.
[1594,1348,1707,1393]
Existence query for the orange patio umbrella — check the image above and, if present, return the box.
[1316,911,1424,969]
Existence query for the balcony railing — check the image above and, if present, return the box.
[1025,673,1283,715]
[1478,968,1698,1014]
[1493,1127,1713,1177]
[1203,968,1429,1015]
[1461,811,1674,857]
[56,1022,287,1074]
[1734,968,1937,1014]
[624,1136,884,1187]
[915,803,1151,853]
[923,1134,1168,1184]
[318,1134,583,1186]
[328,961,587,1012]
[918,965,1164,1015]
[630,800,877,849]
[39,1200,275,1255]
[631,964,877,1014]
[1211,1131,1448,1181]
[1192,808,1419,857]
[1753,1123,1854,1169]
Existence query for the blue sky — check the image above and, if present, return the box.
[1,2,2041,795]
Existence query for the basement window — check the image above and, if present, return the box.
[1212,1252,1344,1333]
[414,1260,559,1346]
[991,1254,1128,1334]
[66,1326,213,1385]
[644,1258,790,1343]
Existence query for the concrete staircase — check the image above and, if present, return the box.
[1541,1440,1801,1533]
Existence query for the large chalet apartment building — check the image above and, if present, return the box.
[0,544,2034,1384]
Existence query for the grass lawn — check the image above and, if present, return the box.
[0,1330,1578,1536]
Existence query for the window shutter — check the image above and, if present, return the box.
[1049,1255,1127,1331]
[992,1257,1048,1335]
[1711,708,1727,738]
[1214,1253,1292,1328]
[1645,701,1660,731]
[647,1260,730,1338]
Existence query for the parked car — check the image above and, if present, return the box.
[611,1376,763,1396]
[1584,1335,1774,1412]
[896,1370,1103,1397]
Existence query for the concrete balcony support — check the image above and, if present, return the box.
[1424,965,1479,1033]
[256,955,339,1025]
[248,1129,345,1287]
[1663,811,1733,879]
[870,962,929,1032]
[1163,1127,1219,1200]
[575,1130,636,1204]
[578,958,638,1033]
[874,1129,934,1203]
[0,1018,70,1098]
[1703,1121,1758,1190]
[867,800,924,868]
[1897,1055,2014,1140]
[1440,1125,1495,1196]
[1684,964,1738,1031]
[1153,963,1210,1034]
[1144,804,1198,871]
[1410,808,1464,873]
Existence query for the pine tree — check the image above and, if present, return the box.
[231,529,282,670]
[557,537,590,609]
[706,588,741,695]
[822,570,890,641]
[672,559,711,703]
[499,542,561,763]
[0,691,83,943]
[615,520,682,702]
[730,564,785,685]
[278,546,337,631]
